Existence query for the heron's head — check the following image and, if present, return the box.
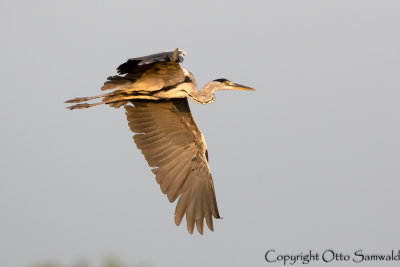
[212,78,255,91]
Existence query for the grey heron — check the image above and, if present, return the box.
[66,49,254,234]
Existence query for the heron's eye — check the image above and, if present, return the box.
[224,81,233,86]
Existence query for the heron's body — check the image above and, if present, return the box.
[66,49,254,234]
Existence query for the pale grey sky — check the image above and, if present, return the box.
[1,1,400,267]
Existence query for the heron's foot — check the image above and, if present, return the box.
[66,102,102,110]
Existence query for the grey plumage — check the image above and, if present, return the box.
[66,49,254,234]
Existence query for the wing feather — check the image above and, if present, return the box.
[117,49,186,74]
[65,49,189,110]
[166,165,192,202]
[102,49,187,92]
[125,99,221,234]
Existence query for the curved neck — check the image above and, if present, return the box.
[186,82,217,105]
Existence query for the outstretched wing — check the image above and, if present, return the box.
[102,49,187,91]
[125,99,221,234]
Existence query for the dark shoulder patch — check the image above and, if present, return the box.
[117,49,186,75]
[213,78,229,83]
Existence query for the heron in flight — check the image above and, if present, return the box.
[66,49,254,234]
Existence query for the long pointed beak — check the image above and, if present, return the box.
[229,83,255,91]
